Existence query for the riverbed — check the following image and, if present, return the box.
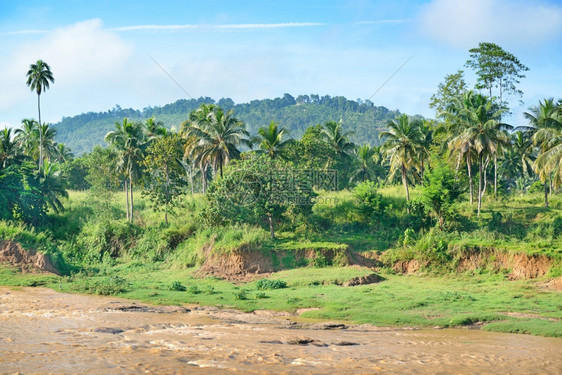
[0,287,560,374]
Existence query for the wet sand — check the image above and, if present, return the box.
[0,287,561,374]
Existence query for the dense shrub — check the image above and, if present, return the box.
[256,279,287,290]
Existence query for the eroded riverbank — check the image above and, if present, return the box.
[0,287,561,374]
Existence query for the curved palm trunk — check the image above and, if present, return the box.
[467,153,473,205]
[201,164,207,194]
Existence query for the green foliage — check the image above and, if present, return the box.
[142,133,186,224]
[352,181,386,224]
[168,281,186,291]
[552,216,562,239]
[255,279,287,290]
[420,161,463,228]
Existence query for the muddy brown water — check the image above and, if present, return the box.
[0,288,560,374]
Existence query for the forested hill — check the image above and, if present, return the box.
[53,94,417,155]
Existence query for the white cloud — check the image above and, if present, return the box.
[418,0,562,48]
[0,19,133,114]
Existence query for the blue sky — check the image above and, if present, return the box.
[1,0,561,130]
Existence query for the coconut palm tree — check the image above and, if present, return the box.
[37,124,57,163]
[39,160,68,214]
[0,128,20,168]
[105,118,146,222]
[350,144,383,184]
[53,143,74,164]
[26,60,54,170]
[379,114,423,203]
[522,98,562,207]
[182,104,249,179]
[256,121,293,159]
[14,118,39,160]
[455,94,508,216]
[321,120,356,166]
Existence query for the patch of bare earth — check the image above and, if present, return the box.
[0,240,59,275]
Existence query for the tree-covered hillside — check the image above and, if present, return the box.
[53,94,414,155]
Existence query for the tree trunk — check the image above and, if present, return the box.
[420,159,425,182]
[201,165,207,194]
[189,167,194,195]
[125,177,130,221]
[401,164,410,213]
[478,154,483,217]
[37,94,42,171]
[494,153,497,198]
[544,181,549,208]
[129,174,134,223]
[267,213,275,239]
[467,154,473,205]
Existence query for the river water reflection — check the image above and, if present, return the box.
[0,287,560,374]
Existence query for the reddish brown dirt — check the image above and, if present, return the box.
[196,245,377,282]
[393,246,554,280]
[0,240,59,275]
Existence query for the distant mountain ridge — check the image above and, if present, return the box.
[52,94,418,155]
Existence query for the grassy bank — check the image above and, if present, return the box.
[0,187,561,337]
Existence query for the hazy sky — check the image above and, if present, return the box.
[1,0,561,130]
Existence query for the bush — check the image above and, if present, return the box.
[353,181,386,224]
[92,276,128,295]
[313,254,332,268]
[256,279,287,290]
[168,281,186,291]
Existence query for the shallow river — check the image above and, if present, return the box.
[0,287,560,374]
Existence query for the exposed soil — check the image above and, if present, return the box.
[0,240,59,275]
[342,273,382,286]
[196,245,377,282]
[392,246,555,280]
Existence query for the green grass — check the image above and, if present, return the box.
[41,261,561,337]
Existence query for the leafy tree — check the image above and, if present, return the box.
[429,70,468,115]
[26,60,54,170]
[204,154,316,238]
[465,42,529,105]
[420,161,463,228]
[83,146,121,213]
[142,133,186,224]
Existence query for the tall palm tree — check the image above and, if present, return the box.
[523,98,561,207]
[510,131,535,183]
[379,114,423,203]
[256,121,293,159]
[182,104,249,178]
[455,94,508,216]
[26,60,54,170]
[105,118,146,222]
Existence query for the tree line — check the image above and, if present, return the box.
[2,43,561,236]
